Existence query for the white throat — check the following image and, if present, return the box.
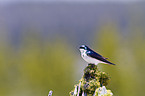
[79,49,87,55]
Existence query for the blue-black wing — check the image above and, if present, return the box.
[86,51,115,65]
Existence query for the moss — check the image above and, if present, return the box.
[70,64,113,96]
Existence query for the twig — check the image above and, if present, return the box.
[48,90,53,96]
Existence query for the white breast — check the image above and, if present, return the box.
[80,49,102,65]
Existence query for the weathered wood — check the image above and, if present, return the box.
[70,64,113,96]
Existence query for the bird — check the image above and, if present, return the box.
[79,45,115,65]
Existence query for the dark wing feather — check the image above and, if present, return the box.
[86,51,115,65]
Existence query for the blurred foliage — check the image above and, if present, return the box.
[0,32,75,96]
[94,23,145,96]
[0,22,145,96]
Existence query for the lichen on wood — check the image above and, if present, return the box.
[70,64,113,96]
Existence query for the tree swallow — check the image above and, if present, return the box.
[79,45,115,65]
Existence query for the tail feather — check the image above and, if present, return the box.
[105,62,116,65]
[107,62,116,65]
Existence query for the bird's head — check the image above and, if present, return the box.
[79,45,88,53]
